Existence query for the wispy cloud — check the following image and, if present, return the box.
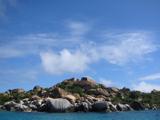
[0,33,82,59]
[133,81,160,92]
[0,21,158,74]
[98,78,113,87]
[68,21,89,36]
[139,73,160,81]
[99,32,157,65]
[133,72,160,92]
[0,21,91,59]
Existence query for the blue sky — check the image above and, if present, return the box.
[0,0,160,92]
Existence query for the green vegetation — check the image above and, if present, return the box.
[1,80,160,108]
[0,92,32,105]
[58,82,84,96]
[111,90,160,108]
[0,94,11,105]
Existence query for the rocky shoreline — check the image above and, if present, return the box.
[0,77,159,113]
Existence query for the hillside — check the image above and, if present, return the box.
[0,76,160,112]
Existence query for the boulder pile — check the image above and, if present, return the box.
[0,76,159,112]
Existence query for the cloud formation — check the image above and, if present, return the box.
[40,31,157,74]
[68,21,89,36]
[40,49,90,74]
[139,72,160,81]
[133,81,160,92]
[99,32,157,65]
[98,78,113,87]
[132,72,160,92]
[0,21,158,74]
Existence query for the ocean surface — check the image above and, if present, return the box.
[0,110,160,120]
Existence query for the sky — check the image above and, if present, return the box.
[0,0,160,92]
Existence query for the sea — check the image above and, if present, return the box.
[0,110,160,120]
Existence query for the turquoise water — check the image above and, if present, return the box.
[0,110,160,120]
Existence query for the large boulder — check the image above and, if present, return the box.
[130,101,144,110]
[116,103,132,111]
[22,98,30,106]
[3,101,17,111]
[81,76,96,84]
[75,76,96,91]
[87,88,109,97]
[9,88,25,94]
[3,101,31,112]
[106,87,119,97]
[84,95,106,103]
[28,104,37,111]
[33,85,43,92]
[125,104,133,111]
[64,94,76,103]
[96,88,110,97]
[108,102,117,112]
[45,98,73,112]
[121,87,130,93]
[31,99,43,109]
[62,78,77,84]
[52,87,76,102]
[84,95,96,103]
[0,105,3,110]
[75,102,92,112]
[14,104,31,112]
[92,101,117,112]
[95,97,105,102]
[108,87,119,93]
[92,101,109,112]
[51,87,68,97]
[30,95,41,101]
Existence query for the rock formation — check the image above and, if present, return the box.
[0,76,159,113]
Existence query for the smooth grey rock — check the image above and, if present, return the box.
[108,102,117,112]
[125,104,133,111]
[116,103,130,111]
[92,101,109,112]
[152,106,157,110]
[33,85,43,92]
[130,101,144,110]
[3,101,17,111]
[3,101,31,112]
[0,105,2,110]
[28,104,37,110]
[75,102,92,112]
[8,88,25,94]
[14,104,31,112]
[45,98,73,112]
[19,100,24,105]
[31,99,43,108]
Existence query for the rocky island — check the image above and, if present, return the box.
[0,77,160,113]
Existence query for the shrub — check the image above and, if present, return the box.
[0,94,11,105]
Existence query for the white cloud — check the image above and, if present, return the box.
[40,49,90,74]
[0,22,90,59]
[0,32,82,59]
[139,73,160,81]
[0,20,158,74]
[99,78,113,87]
[99,32,157,65]
[133,81,160,93]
